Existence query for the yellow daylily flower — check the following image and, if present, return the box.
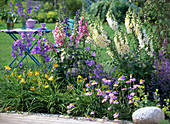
[53,64,59,68]
[35,71,40,76]
[78,75,82,79]
[45,74,49,79]
[30,86,35,91]
[33,78,36,82]
[48,76,54,81]
[20,78,25,83]
[11,72,14,76]
[17,75,22,79]
[28,72,33,77]
[44,85,49,89]
[5,65,11,71]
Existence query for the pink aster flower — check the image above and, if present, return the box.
[121,88,127,91]
[85,83,91,88]
[133,85,140,89]
[104,95,109,99]
[90,111,95,115]
[113,100,119,104]
[105,90,111,93]
[97,91,103,96]
[126,80,131,83]
[108,106,112,110]
[128,95,132,100]
[102,98,107,103]
[130,78,136,82]
[118,75,125,80]
[140,79,145,84]
[113,112,119,118]
[92,80,98,85]
[109,98,114,104]
[85,92,92,96]
[128,100,133,104]
[113,91,118,94]
[130,92,135,97]
[95,88,101,92]
[67,110,71,114]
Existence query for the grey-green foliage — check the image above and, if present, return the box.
[88,0,129,23]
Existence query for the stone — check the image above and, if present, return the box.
[132,106,165,124]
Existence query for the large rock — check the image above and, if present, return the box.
[132,106,165,124]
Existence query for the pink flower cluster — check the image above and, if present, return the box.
[70,16,89,45]
[52,26,65,47]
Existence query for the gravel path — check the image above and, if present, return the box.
[0,112,134,124]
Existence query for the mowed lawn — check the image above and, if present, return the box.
[0,22,111,77]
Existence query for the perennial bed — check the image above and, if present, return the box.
[0,0,169,122]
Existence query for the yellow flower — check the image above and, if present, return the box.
[11,72,14,76]
[17,75,22,79]
[45,74,49,79]
[78,75,82,79]
[33,78,36,82]
[45,82,48,85]
[44,85,49,89]
[20,78,25,83]
[156,89,158,92]
[48,76,54,81]
[53,64,59,68]
[5,65,11,71]
[28,72,33,77]
[35,71,40,76]
[30,86,35,91]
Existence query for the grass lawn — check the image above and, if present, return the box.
[0,22,111,77]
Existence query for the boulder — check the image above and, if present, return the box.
[132,106,165,124]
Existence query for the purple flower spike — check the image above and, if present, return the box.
[15,3,19,6]
[9,2,12,6]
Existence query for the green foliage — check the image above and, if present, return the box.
[33,10,58,23]
[88,0,129,23]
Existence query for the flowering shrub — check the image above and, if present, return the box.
[149,39,170,105]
